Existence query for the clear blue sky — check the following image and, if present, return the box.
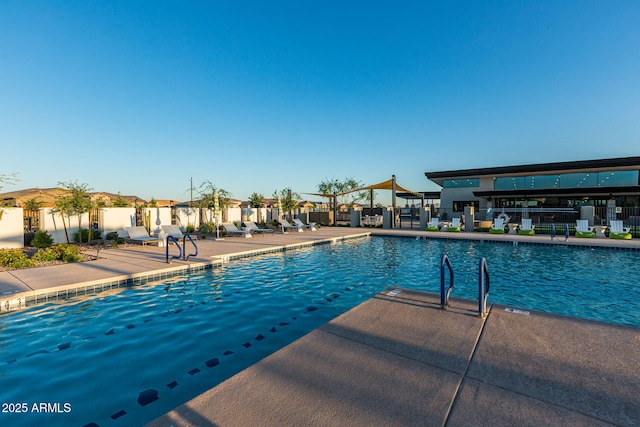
[1,1,639,204]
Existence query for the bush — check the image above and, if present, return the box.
[32,247,59,262]
[0,249,35,269]
[186,224,195,233]
[74,228,101,243]
[106,231,119,240]
[31,230,54,248]
[106,231,124,245]
[54,244,83,263]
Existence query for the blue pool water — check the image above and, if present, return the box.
[1,236,639,426]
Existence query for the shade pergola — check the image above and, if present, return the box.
[304,176,424,225]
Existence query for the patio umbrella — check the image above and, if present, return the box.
[277,195,282,221]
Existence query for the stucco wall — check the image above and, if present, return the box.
[0,208,24,248]
[99,208,136,238]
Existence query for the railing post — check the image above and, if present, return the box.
[440,254,454,308]
[183,234,198,261]
[478,257,490,317]
[165,236,182,263]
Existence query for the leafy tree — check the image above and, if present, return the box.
[273,188,300,220]
[23,197,43,211]
[55,181,93,243]
[317,177,370,208]
[248,192,265,223]
[196,181,231,225]
[111,192,130,207]
[248,192,265,208]
[197,181,232,210]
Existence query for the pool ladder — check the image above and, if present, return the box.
[166,234,198,263]
[439,254,490,318]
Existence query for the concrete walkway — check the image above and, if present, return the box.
[147,289,640,426]
[2,227,640,426]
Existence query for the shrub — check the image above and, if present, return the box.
[0,249,35,269]
[106,231,119,240]
[106,231,124,245]
[32,247,59,262]
[186,224,195,233]
[31,230,54,248]
[54,244,83,263]
[74,228,101,243]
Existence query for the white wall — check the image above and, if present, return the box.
[99,208,136,238]
[143,207,171,236]
[226,207,241,223]
[40,209,89,244]
[242,207,267,223]
[0,208,24,248]
[174,207,199,230]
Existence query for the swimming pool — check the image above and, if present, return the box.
[1,236,639,426]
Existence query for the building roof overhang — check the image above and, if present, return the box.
[425,156,640,186]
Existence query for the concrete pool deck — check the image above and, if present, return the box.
[2,227,640,425]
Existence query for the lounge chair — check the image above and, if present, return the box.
[575,220,595,238]
[161,225,186,239]
[362,215,383,227]
[293,218,316,231]
[517,219,535,236]
[278,218,304,233]
[426,218,439,232]
[221,222,253,238]
[609,220,632,240]
[489,218,505,234]
[243,221,275,235]
[447,217,462,232]
[125,226,162,248]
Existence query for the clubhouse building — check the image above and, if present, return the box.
[425,156,640,226]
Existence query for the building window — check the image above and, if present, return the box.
[443,178,479,188]
[452,201,479,212]
[494,170,638,191]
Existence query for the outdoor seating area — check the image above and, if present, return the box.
[575,220,596,238]
[293,218,317,231]
[243,221,276,235]
[222,222,253,238]
[361,214,383,227]
[446,217,462,232]
[279,218,304,233]
[609,220,632,240]
[124,226,162,248]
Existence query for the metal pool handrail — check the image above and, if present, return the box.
[440,254,454,308]
[165,234,199,263]
[478,257,490,318]
[166,235,183,263]
[183,234,198,261]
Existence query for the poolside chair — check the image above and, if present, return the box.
[517,219,535,236]
[447,217,462,232]
[278,218,304,233]
[609,220,632,240]
[575,220,595,238]
[489,218,505,234]
[293,218,316,231]
[221,222,253,238]
[161,225,186,239]
[426,218,439,232]
[243,221,275,235]
[124,226,162,248]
